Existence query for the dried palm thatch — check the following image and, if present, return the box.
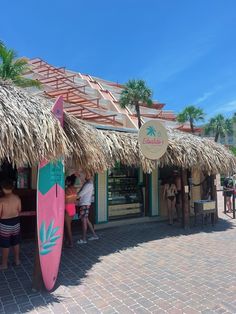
[1,80,235,175]
[0,80,71,167]
[161,128,236,174]
[97,128,236,175]
[98,130,155,173]
[63,114,109,174]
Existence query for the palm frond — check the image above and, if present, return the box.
[0,44,40,89]
[13,77,41,88]
[119,79,153,108]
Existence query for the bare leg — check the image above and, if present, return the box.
[65,213,73,247]
[172,198,176,221]
[87,219,97,237]
[82,217,88,241]
[229,197,232,212]
[167,199,173,224]
[13,244,20,265]
[226,197,229,211]
[0,248,9,270]
[176,193,181,221]
[226,197,232,212]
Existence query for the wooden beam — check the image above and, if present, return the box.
[181,169,190,229]
[67,98,100,105]
[39,74,76,84]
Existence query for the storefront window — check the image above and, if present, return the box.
[108,164,143,220]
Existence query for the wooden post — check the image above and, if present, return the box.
[224,193,227,214]
[233,193,236,219]
[211,175,218,221]
[181,169,190,229]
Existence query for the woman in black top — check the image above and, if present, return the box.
[223,177,234,213]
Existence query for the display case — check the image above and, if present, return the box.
[108,170,143,219]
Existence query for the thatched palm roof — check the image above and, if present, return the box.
[161,128,236,174]
[1,81,235,175]
[63,116,236,174]
[64,114,109,174]
[0,81,72,167]
[0,81,108,173]
[96,128,236,175]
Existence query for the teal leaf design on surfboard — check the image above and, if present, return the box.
[50,235,60,242]
[40,221,46,243]
[39,220,60,256]
[40,249,53,255]
[46,220,54,240]
[50,227,59,238]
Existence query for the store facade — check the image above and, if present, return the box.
[94,167,159,224]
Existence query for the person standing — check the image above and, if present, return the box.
[223,176,234,213]
[77,174,98,244]
[163,178,177,225]
[0,180,21,270]
[65,175,77,248]
[173,170,181,221]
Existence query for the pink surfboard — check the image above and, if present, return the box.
[37,96,65,291]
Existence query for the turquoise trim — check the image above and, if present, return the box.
[148,170,160,218]
[138,167,143,185]
[106,170,109,222]
[148,173,152,216]
[95,174,98,224]
[157,170,160,217]
[95,221,108,224]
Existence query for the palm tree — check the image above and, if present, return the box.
[119,79,153,128]
[205,114,233,142]
[0,41,40,88]
[177,105,205,134]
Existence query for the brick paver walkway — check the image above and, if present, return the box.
[1,193,236,314]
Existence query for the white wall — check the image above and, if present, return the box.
[96,171,108,223]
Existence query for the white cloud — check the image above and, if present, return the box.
[213,100,236,114]
[194,91,214,104]
[194,85,224,105]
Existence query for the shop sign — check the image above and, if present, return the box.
[138,120,168,160]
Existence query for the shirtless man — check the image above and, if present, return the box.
[0,180,21,270]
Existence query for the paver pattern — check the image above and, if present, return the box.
[1,193,236,313]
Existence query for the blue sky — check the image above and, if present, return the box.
[1,0,236,119]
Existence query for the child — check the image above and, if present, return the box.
[0,179,21,270]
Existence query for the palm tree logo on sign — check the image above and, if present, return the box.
[146,126,156,137]
[138,120,168,160]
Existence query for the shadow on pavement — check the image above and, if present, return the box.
[0,215,235,313]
